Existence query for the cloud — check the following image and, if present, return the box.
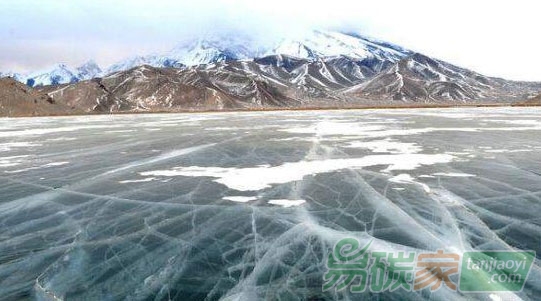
[0,0,540,80]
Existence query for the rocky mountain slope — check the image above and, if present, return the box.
[345,53,537,102]
[41,64,301,112]
[0,78,76,116]
[0,72,26,83]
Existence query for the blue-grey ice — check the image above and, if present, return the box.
[0,107,540,300]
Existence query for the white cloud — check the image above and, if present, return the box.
[0,0,539,80]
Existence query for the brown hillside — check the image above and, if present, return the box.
[0,77,76,117]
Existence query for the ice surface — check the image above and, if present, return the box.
[118,177,157,184]
[345,138,423,154]
[4,162,69,174]
[432,172,476,177]
[0,107,541,300]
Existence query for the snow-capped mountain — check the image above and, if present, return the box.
[25,64,79,87]
[167,35,261,65]
[4,28,541,112]
[23,61,104,87]
[4,30,414,85]
[104,30,411,74]
[105,34,262,74]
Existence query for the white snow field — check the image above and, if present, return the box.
[1,107,541,300]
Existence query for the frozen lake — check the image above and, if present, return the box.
[1,107,541,300]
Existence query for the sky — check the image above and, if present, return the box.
[0,0,540,81]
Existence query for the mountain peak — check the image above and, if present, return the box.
[167,34,260,66]
[76,60,102,80]
[268,30,410,61]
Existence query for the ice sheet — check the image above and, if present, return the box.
[1,107,541,300]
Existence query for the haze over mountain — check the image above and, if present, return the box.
[1,30,540,116]
[2,0,540,81]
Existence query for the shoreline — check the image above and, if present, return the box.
[2,102,540,119]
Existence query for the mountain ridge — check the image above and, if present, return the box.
[1,30,540,116]
[35,52,541,115]
[7,61,104,88]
